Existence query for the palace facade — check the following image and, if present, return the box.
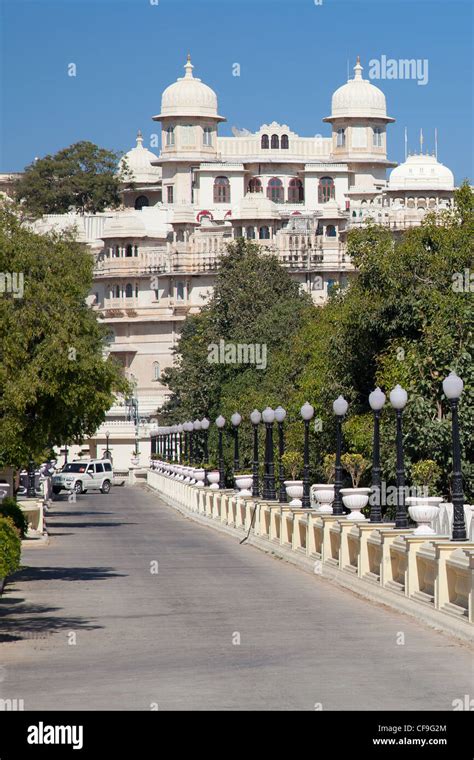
[32,56,455,471]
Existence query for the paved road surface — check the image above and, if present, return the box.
[0,486,472,710]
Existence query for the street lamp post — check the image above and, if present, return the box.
[216,416,226,489]
[105,430,111,460]
[250,409,261,497]
[332,395,349,515]
[262,407,276,500]
[443,372,467,541]
[390,385,409,529]
[27,457,36,498]
[368,387,386,522]
[300,402,314,508]
[177,424,183,463]
[231,412,242,473]
[201,418,210,463]
[275,406,287,503]
[193,419,202,464]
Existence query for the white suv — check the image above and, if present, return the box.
[52,459,113,495]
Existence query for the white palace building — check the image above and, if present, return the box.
[31,55,455,471]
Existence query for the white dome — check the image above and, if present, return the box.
[154,56,225,121]
[389,154,454,191]
[119,132,161,184]
[232,192,280,221]
[102,211,169,240]
[326,58,393,121]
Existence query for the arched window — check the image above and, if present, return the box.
[126,244,133,257]
[336,128,346,147]
[326,224,336,238]
[246,226,255,239]
[248,177,262,194]
[214,176,230,203]
[125,283,133,298]
[176,282,185,301]
[318,176,335,204]
[259,226,270,240]
[135,284,139,297]
[153,361,161,381]
[135,195,149,210]
[114,245,121,257]
[261,134,269,149]
[115,285,121,298]
[267,177,284,202]
[271,134,279,149]
[203,127,213,146]
[373,127,383,147]
[281,134,289,149]
[165,127,175,146]
[407,197,415,209]
[288,178,304,203]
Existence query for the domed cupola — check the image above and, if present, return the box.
[324,57,394,123]
[119,131,162,184]
[153,55,226,122]
[389,153,454,191]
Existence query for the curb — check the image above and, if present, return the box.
[144,484,474,648]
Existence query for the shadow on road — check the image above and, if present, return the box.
[0,596,103,643]
[10,565,127,583]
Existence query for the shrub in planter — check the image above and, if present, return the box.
[0,517,21,579]
[411,460,442,496]
[281,451,303,480]
[0,497,28,538]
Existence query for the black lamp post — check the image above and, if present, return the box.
[27,457,36,498]
[216,415,226,489]
[300,402,314,508]
[177,424,183,463]
[183,423,189,462]
[193,419,202,464]
[443,372,467,541]
[332,395,349,515]
[250,409,261,497]
[274,406,287,503]
[368,387,386,522]
[104,430,111,460]
[183,421,193,464]
[262,407,276,500]
[389,385,409,529]
[231,412,242,474]
[201,418,210,463]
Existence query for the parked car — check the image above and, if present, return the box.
[52,460,113,495]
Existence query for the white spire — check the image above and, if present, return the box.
[353,55,363,81]
[184,53,194,79]
[136,129,144,148]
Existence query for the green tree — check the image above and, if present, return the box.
[14,141,131,218]
[0,204,128,466]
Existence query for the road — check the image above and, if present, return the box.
[0,485,472,710]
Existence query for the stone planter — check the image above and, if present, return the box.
[234,474,253,497]
[207,471,220,490]
[284,480,303,507]
[193,468,205,487]
[311,484,335,513]
[406,497,443,536]
[341,487,371,520]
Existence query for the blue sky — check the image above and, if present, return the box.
[1,0,472,183]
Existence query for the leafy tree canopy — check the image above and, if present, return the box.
[14,141,131,218]
[0,204,128,466]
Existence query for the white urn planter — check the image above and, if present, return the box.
[340,487,371,520]
[235,475,253,497]
[311,484,335,513]
[194,468,205,487]
[406,497,443,535]
[207,471,220,489]
[284,480,304,507]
